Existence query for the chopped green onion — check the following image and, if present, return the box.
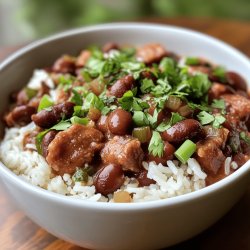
[38,94,54,112]
[132,126,151,143]
[25,87,37,100]
[70,116,89,125]
[174,139,196,164]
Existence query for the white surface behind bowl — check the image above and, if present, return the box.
[0,23,250,250]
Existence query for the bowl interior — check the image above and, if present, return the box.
[0,23,250,208]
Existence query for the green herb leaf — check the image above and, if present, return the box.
[197,111,215,125]
[212,66,226,82]
[25,87,37,99]
[121,62,145,71]
[132,111,149,127]
[82,92,104,111]
[185,57,200,66]
[35,129,50,154]
[73,105,85,117]
[212,115,226,128]
[211,99,225,110]
[118,90,134,111]
[51,121,71,131]
[38,94,54,112]
[70,116,89,125]
[72,168,88,182]
[185,73,211,98]
[140,78,155,94]
[148,131,164,157]
[70,89,83,106]
[156,112,184,132]
[240,132,250,145]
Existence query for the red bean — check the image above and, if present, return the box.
[93,164,125,195]
[5,105,36,127]
[226,71,247,91]
[161,119,203,144]
[110,75,135,98]
[108,109,132,135]
[32,102,74,128]
[41,130,57,157]
[147,141,175,164]
[137,169,156,187]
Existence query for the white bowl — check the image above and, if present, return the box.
[0,23,250,250]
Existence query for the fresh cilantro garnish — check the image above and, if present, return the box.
[118,90,134,111]
[197,111,215,125]
[70,116,89,125]
[37,94,54,112]
[73,105,85,117]
[185,57,200,66]
[25,87,37,99]
[52,121,72,130]
[118,90,149,112]
[140,78,155,94]
[212,66,226,82]
[211,99,226,110]
[156,112,184,132]
[188,102,211,112]
[148,131,164,157]
[152,78,172,96]
[121,61,145,72]
[184,73,211,98]
[58,75,75,86]
[197,111,225,128]
[132,111,149,127]
[82,92,104,111]
[212,115,226,128]
[72,167,88,182]
[240,132,250,145]
[70,89,83,106]
[35,120,71,154]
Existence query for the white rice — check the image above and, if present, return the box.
[224,157,232,175]
[0,123,208,202]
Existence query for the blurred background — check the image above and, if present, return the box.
[0,0,250,46]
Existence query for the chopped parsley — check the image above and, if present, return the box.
[156,112,184,132]
[148,131,164,157]
[197,111,225,128]
[240,132,250,145]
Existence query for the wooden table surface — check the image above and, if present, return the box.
[0,18,250,250]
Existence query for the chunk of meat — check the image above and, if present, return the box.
[52,55,76,74]
[23,129,40,150]
[32,102,74,128]
[221,94,250,119]
[102,42,119,53]
[136,43,167,64]
[101,136,144,172]
[196,127,229,174]
[208,83,233,101]
[75,50,91,67]
[46,124,104,175]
